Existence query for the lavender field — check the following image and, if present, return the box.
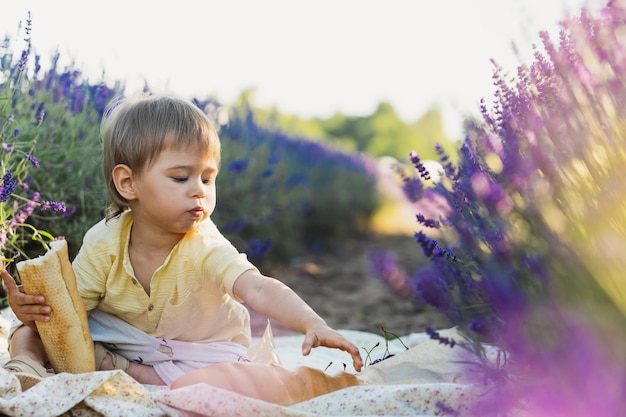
[2,2,626,416]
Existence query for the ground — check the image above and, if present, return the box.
[248,233,451,338]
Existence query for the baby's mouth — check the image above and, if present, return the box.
[189,207,204,217]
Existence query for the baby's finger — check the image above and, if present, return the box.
[301,333,318,356]
[18,301,50,314]
[349,347,364,372]
[324,338,363,371]
[21,310,51,323]
[17,292,47,306]
[0,269,19,293]
[2,270,46,305]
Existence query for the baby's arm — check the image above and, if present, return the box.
[233,270,363,371]
[1,269,50,330]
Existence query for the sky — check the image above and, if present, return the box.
[1,0,607,139]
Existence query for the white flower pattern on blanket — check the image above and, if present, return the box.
[1,311,477,417]
[0,369,476,417]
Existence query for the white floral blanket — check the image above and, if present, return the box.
[0,309,478,417]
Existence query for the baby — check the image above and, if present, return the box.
[3,94,363,403]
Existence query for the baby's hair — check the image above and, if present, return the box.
[101,94,221,221]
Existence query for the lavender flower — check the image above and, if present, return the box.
[40,200,66,213]
[221,218,247,234]
[227,159,248,174]
[62,205,76,219]
[245,239,271,259]
[393,162,423,202]
[0,171,16,202]
[414,231,456,260]
[24,152,39,168]
[33,101,45,126]
[416,213,439,228]
[425,326,456,348]
[368,250,419,304]
[15,13,31,75]
[401,176,423,202]
[412,267,450,311]
[9,192,40,230]
[409,151,431,181]
[435,143,457,180]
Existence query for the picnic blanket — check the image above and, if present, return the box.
[0,309,481,417]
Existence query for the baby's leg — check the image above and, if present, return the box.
[97,352,166,386]
[7,325,47,364]
[125,362,167,385]
[3,326,54,389]
[170,362,360,405]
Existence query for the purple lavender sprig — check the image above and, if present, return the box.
[0,170,17,202]
[425,326,457,348]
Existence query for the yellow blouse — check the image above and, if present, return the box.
[73,210,257,346]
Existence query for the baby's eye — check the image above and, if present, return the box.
[202,177,215,184]
[172,177,188,183]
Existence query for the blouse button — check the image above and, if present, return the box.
[148,304,154,311]
[131,278,137,285]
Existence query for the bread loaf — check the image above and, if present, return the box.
[171,362,361,405]
[16,239,95,374]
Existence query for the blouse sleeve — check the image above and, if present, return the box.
[72,223,111,312]
[195,220,258,300]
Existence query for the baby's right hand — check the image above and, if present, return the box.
[1,269,50,330]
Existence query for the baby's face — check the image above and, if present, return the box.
[131,145,219,234]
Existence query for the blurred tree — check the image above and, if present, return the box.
[365,102,412,157]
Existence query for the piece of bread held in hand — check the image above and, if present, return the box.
[16,239,96,374]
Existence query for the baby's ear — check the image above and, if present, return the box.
[112,164,136,200]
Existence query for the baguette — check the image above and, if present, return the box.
[16,239,96,374]
[171,362,361,405]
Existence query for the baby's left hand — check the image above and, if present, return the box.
[302,325,363,372]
